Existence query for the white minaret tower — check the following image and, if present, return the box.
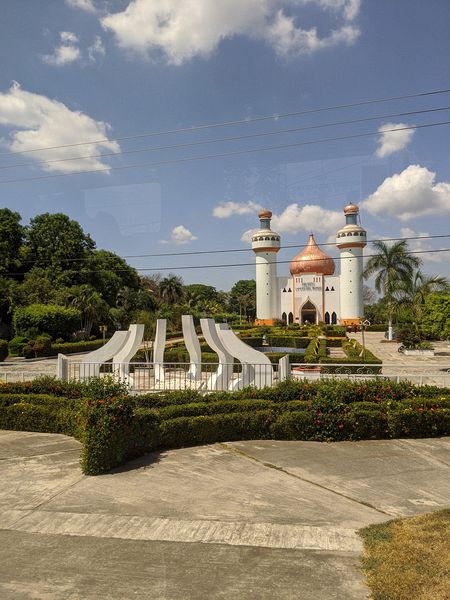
[251,209,280,325]
[336,203,367,326]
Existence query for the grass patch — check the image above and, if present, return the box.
[359,509,450,599]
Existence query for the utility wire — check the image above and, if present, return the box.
[9,248,450,276]
[16,234,450,265]
[1,86,450,157]
[2,104,450,171]
[2,119,450,185]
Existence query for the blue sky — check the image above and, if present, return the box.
[1,0,450,290]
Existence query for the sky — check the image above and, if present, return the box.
[1,0,450,291]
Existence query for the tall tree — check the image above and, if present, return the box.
[395,270,450,329]
[24,213,95,278]
[69,284,108,337]
[159,275,184,304]
[229,280,256,319]
[0,208,25,275]
[363,240,421,339]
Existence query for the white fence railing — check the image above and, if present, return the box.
[0,360,449,391]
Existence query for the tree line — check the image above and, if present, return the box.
[0,209,256,349]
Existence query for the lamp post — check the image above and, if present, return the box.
[99,324,107,345]
[361,319,371,358]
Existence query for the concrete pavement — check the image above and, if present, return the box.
[1,431,450,599]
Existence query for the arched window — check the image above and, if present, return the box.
[288,312,294,324]
[281,312,287,324]
[331,312,337,324]
[325,312,330,324]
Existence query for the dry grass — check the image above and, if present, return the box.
[359,509,450,600]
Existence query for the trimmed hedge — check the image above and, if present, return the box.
[1,376,450,475]
[267,336,310,348]
[13,304,81,339]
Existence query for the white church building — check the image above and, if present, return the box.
[251,204,367,327]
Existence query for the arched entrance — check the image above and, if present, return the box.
[300,300,317,325]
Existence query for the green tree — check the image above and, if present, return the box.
[363,241,421,340]
[68,285,109,338]
[159,275,184,304]
[11,268,56,307]
[421,294,450,340]
[24,213,95,280]
[79,250,141,306]
[395,271,450,332]
[229,280,256,321]
[0,208,25,275]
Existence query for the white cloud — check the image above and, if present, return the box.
[400,227,444,264]
[101,0,360,65]
[42,31,81,66]
[88,36,105,62]
[271,203,342,235]
[0,82,120,173]
[160,225,198,245]
[376,122,415,158]
[241,228,259,243]
[361,164,450,221]
[213,200,263,218]
[65,0,97,13]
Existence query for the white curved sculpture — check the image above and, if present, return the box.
[216,324,274,389]
[182,315,202,381]
[200,318,234,391]
[153,319,167,383]
[113,324,144,380]
[79,330,130,380]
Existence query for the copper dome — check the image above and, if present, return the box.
[343,203,359,215]
[290,234,335,276]
[258,209,272,219]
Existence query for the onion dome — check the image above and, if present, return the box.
[290,233,335,276]
[258,209,272,219]
[343,202,359,215]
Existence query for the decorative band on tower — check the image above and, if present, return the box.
[252,209,280,325]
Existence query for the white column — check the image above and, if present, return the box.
[339,247,364,320]
[256,252,277,320]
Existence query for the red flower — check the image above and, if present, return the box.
[338,424,344,429]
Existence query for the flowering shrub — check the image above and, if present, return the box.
[1,376,449,474]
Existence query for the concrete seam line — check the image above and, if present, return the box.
[394,439,450,469]
[2,510,363,552]
[219,443,391,517]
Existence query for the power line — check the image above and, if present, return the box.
[2,119,450,185]
[3,104,450,171]
[133,248,450,272]
[1,86,450,157]
[9,247,450,276]
[16,234,450,265]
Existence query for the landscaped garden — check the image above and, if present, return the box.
[1,375,449,475]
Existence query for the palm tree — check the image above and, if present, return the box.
[395,270,450,330]
[159,275,184,305]
[69,284,108,337]
[363,240,421,340]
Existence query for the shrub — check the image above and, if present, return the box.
[159,410,275,449]
[388,407,450,438]
[51,339,105,356]
[156,399,274,420]
[13,304,81,340]
[23,334,52,359]
[0,339,8,361]
[8,336,29,356]
[0,394,81,436]
[270,411,316,440]
[0,375,83,398]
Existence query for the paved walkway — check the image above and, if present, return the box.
[1,431,449,599]
[348,331,450,386]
